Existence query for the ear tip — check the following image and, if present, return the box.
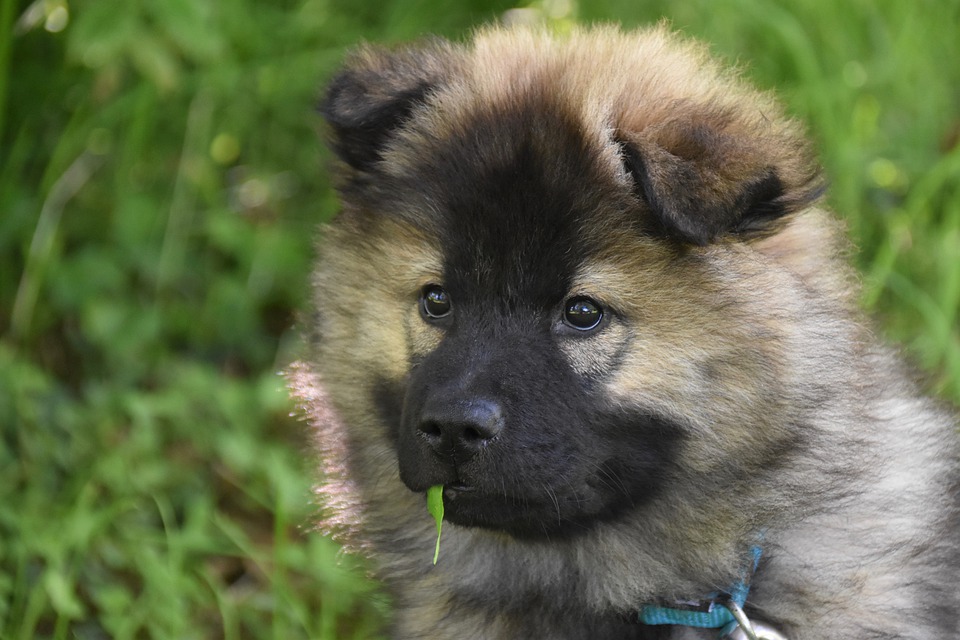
[317,43,453,172]
[316,72,349,123]
[773,170,829,213]
[317,63,379,128]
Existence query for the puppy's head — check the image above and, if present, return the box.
[310,26,827,540]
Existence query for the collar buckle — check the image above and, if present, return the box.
[720,600,788,640]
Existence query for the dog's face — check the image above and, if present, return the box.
[383,104,686,538]
[310,26,827,542]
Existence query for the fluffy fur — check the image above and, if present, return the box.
[290,25,960,639]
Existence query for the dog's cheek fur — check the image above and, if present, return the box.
[599,249,815,474]
[311,214,441,380]
[303,212,449,552]
[561,230,837,498]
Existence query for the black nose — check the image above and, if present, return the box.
[418,398,504,460]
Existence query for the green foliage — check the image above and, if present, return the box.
[1,0,958,637]
[1,0,513,637]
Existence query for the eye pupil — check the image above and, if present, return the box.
[421,285,452,319]
[564,297,603,331]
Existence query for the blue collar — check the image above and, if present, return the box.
[638,545,762,631]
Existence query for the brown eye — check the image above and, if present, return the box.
[421,285,452,320]
[563,297,603,331]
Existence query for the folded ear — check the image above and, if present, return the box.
[320,40,455,172]
[618,108,825,246]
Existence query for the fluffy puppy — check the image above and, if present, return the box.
[291,25,960,639]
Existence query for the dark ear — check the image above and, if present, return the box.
[619,115,825,245]
[320,40,455,172]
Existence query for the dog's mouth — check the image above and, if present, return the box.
[443,482,475,500]
[411,450,670,539]
[439,483,540,536]
[431,480,599,539]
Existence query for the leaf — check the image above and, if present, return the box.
[44,569,85,619]
[426,485,444,565]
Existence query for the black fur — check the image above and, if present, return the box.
[397,312,684,538]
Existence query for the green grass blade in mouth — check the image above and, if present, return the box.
[427,485,444,565]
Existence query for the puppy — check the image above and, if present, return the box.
[291,25,959,639]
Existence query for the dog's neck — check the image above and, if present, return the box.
[636,545,787,638]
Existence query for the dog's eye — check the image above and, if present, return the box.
[421,285,452,320]
[563,297,603,331]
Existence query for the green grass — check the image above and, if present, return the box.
[1,0,958,638]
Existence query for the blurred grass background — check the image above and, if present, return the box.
[1,0,958,638]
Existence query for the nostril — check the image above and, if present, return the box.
[465,399,503,441]
[462,426,483,442]
[419,420,443,439]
